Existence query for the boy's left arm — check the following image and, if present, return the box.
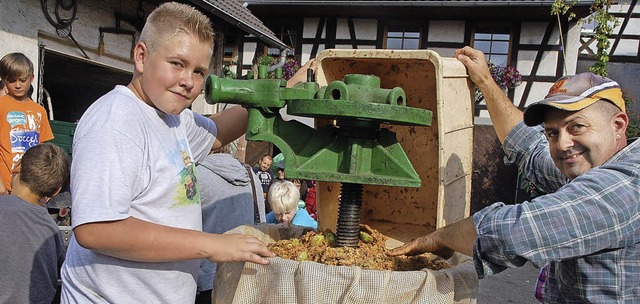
[208,60,317,149]
[209,106,248,150]
[40,114,55,142]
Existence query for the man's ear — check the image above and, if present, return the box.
[132,42,148,74]
[612,112,629,138]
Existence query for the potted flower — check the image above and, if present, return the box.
[475,63,522,103]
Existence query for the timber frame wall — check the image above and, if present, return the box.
[236,14,579,119]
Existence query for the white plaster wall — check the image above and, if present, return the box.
[517,50,558,77]
[622,18,640,35]
[520,22,561,45]
[308,18,376,48]
[614,39,640,55]
[523,81,555,107]
[303,18,325,38]
[354,19,378,40]
[563,22,581,75]
[336,18,350,39]
[243,42,258,65]
[428,21,465,43]
[302,44,325,59]
[428,47,457,58]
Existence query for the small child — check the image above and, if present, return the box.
[0,143,70,303]
[60,2,273,303]
[266,179,318,229]
[0,52,54,195]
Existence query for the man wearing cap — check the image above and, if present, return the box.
[389,46,639,302]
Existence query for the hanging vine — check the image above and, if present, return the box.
[552,0,619,76]
[589,0,619,76]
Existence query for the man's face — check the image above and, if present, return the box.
[543,105,621,180]
[135,32,212,115]
[259,158,272,172]
[4,74,33,100]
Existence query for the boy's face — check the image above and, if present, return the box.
[275,209,297,224]
[4,75,33,100]
[134,32,212,115]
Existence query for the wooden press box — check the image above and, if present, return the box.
[314,49,474,248]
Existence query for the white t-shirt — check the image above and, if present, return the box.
[61,86,217,303]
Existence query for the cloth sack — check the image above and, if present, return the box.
[212,224,478,304]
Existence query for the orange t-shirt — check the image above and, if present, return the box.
[0,95,54,191]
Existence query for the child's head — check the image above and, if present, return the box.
[258,154,272,172]
[138,2,214,54]
[290,179,308,200]
[11,143,70,199]
[131,2,214,115]
[0,53,34,100]
[268,180,300,224]
[0,79,6,97]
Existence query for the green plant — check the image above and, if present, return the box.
[623,89,640,138]
[257,54,276,66]
[552,0,619,76]
[254,55,300,80]
[588,0,619,76]
[222,65,236,79]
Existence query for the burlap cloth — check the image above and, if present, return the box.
[212,224,478,304]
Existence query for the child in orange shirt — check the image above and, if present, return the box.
[0,53,54,194]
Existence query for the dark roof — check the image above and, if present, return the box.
[188,0,288,49]
[244,0,594,6]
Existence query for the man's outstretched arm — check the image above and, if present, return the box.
[454,47,523,144]
[388,217,477,258]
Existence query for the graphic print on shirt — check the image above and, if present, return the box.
[172,148,200,207]
[6,110,43,169]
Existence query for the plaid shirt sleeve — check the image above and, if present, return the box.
[472,123,640,281]
[501,122,568,193]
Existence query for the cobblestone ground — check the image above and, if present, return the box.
[477,262,541,304]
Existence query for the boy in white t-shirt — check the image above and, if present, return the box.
[60,3,274,303]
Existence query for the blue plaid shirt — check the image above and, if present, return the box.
[472,122,640,303]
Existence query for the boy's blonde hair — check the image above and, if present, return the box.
[19,143,70,198]
[268,180,300,214]
[0,53,34,82]
[139,2,214,53]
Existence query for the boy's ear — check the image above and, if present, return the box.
[48,187,62,200]
[133,42,148,74]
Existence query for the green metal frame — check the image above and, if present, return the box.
[205,73,432,187]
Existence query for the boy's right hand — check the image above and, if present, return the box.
[208,234,275,265]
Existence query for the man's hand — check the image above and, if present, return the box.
[387,234,454,259]
[453,46,494,89]
[0,183,8,195]
[389,218,477,258]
